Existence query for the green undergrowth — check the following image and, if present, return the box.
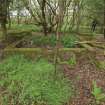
[0,55,74,105]
[31,35,56,47]
[92,81,105,104]
[58,54,77,68]
[31,34,78,48]
[61,35,77,48]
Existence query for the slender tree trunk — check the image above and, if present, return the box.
[54,21,59,75]
[8,6,11,29]
[76,1,80,33]
[72,2,76,28]
[104,0,105,39]
[0,0,8,40]
[54,0,64,75]
[17,10,20,24]
[1,22,7,40]
[42,0,47,36]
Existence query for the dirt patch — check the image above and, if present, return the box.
[62,52,105,105]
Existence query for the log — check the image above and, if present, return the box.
[7,30,32,36]
[79,43,95,51]
[4,48,85,53]
[91,43,105,49]
[75,41,103,44]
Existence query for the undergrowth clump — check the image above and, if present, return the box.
[31,34,77,48]
[61,35,77,48]
[58,53,76,68]
[0,55,74,105]
[92,81,105,104]
[68,54,76,67]
[31,35,56,47]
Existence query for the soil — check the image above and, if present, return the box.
[62,51,105,105]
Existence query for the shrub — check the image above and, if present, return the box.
[31,35,56,47]
[30,34,77,48]
[48,35,56,47]
[0,55,74,105]
[31,36,44,46]
[61,35,77,48]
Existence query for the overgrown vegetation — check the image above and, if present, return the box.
[58,54,77,68]
[92,81,105,104]
[0,55,74,105]
[61,35,77,48]
[31,35,56,47]
[68,54,77,67]
[0,0,105,104]
[30,34,78,48]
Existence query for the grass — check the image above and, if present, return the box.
[0,55,74,105]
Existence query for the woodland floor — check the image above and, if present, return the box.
[61,35,105,105]
[0,33,105,105]
[63,52,105,105]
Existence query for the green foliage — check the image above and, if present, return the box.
[58,54,76,68]
[31,34,77,48]
[92,81,105,104]
[61,35,77,48]
[31,35,56,47]
[49,35,57,46]
[0,55,73,105]
[68,54,76,67]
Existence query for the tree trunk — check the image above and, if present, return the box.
[17,10,20,24]
[76,1,80,33]
[8,6,11,29]
[54,0,64,76]
[104,0,105,39]
[0,0,8,40]
[42,0,47,36]
[1,22,7,40]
